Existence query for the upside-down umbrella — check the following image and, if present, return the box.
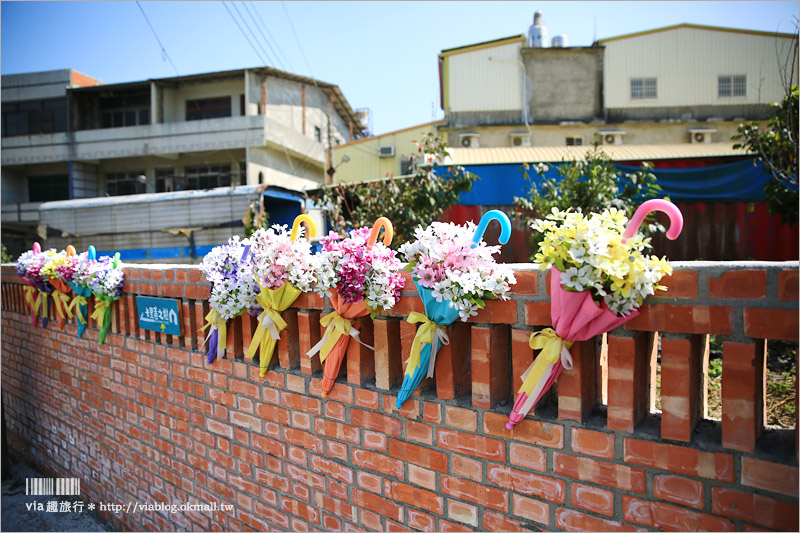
[47,245,77,331]
[307,217,392,397]
[396,210,512,409]
[507,200,683,429]
[245,215,317,377]
[66,246,93,338]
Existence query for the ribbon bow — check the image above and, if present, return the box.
[200,309,227,362]
[245,281,302,376]
[34,289,50,321]
[518,328,574,394]
[68,295,89,325]
[307,310,373,363]
[405,312,450,379]
[52,290,73,321]
[91,298,113,323]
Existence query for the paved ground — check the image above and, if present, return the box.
[2,455,111,532]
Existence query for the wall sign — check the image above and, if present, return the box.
[136,296,181,336]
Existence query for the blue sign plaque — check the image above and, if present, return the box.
[136,296,181,336]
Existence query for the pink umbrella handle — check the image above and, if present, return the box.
[622,199,683,241]
[367,217,393,249]
[32,242,41,254]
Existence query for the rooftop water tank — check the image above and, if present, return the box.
[551,35,568,48]
[528,11,548,48]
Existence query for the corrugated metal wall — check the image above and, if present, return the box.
[442,202,798,263]
[447,41,523,113]
[603,27,795,109]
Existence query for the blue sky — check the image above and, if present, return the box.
[2,1,797,135]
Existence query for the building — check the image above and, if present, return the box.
[330,120,444,183]
[2,66,365,259]
[334,22,796,185]
[439,22,797,148]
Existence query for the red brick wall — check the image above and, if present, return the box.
[1,263,797,531]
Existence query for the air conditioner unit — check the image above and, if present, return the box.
[510,132,531,147]
[459,133,480,148]
[688,128,716,144]
[378,145,395,157]
[599,131,625,145]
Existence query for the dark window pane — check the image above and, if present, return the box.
[28,175,70,202]
[186,96,232,120]
[139,109,150,125]
[102,113,112,128]
[113,111,124,127]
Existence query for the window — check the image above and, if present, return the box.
[631,78,657,100]
[185,164,232,190]
[186,97,232,121]
[565,135,584,146]
[100,94,150,128]
[719,75,746,97]
[314,126,322,143]
[238,161,247,186]
[106,171,146,197]
[2,98,67,137]
[155,168,187,193]
[399,157,413,176]
[28,175,70,202]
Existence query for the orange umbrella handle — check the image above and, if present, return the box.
[66,245,76,257]
[367,217,393,249]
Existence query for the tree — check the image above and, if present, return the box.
[733,85,799,225]
[514,145,664,259]
[312,133,477,246]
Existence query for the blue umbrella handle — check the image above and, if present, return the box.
[88,245,96,261]
[241,245,251,263]
[472,210,512,246]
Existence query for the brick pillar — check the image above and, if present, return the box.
[558,339,597,422]
[374,318,402,391]
[278,309,300,370]
[471,325,509,409]
[226,316,243,359]
[298,310,322,376]
[722,340,766,452]
[661,334,706,442]
[607,332,653,432]
[435,321,471,400]
[347,317,375,386]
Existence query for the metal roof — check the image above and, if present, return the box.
[597,23,797,44]
[447,143,752,165]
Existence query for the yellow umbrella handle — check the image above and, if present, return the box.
[367,217,393,249]
[66,245,76,257]
[291,214,318,241]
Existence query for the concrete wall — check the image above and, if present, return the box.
[523,47,603,123]
[1,69,72,102]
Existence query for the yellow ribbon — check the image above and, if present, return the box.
[24,286,36,311]
[200,309,227,361]
[91,299,112,323]
[246,283,301,373]
[68,295,89,325]
[405,312,449,378]
[36,289,49,319]
[307,311,354,364]
[51,290,73,321]
[518,328,573,394]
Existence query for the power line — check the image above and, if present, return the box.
[231,1,275,66]
[243,1,291,72]
[136,1,180,76]
[223,1,268,65]
[281,1,317,86]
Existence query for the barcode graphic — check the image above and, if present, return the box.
[25,478,80,496]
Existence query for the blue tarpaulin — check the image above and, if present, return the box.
[441,158,772,205]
